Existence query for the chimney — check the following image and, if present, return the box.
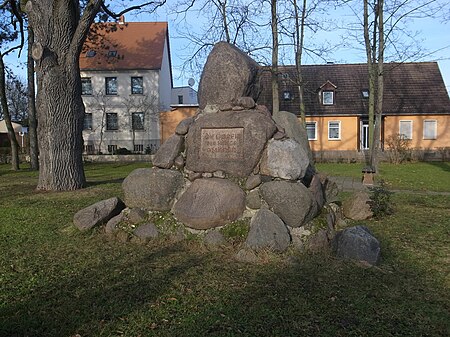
[119,15,125,24]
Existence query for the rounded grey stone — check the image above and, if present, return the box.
[74,197,125,231]
[245,174,262,190]
[173,178,246,230]
[175,117,194,135]
[133,223,159,242]
[260,139,310,180]
[128,208,146,224]
[204,230,226,246]
[245,209,291,252]
[246,189,261,210]
[122,168,184,211]
[333,226,381,265]
[260,181,316,228]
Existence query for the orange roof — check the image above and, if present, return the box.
[79,22,168,71]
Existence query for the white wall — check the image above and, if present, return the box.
[159,37,173,111]
[171,86,198,105]
[81,69,161,154]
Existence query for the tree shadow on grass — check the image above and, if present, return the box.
[85,178,125,187]
[425,161,450,172]
[1,232,449,336]
[0,242,208,337]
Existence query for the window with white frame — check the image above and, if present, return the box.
[306,121,317,140]
[322,91,334,105]
[81,77,93,95]
[132,112,144,130]
[83,113,93,130]
[105,77,117,95]
[423,120,437,139]
[84,144,95,154]
[106,113,118,130]
[134,144,144,153]
[399,120,413,139]
[131,77,143,94]
[328,121,341,140]
[107,144,118,154]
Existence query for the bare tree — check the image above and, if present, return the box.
[5,74,27,123]
[84,90,114,154]
[122,93,159,153]
[21,0,166,190]
[342,0,449,171]
[0,1,23,171]
[27,25,38,170]
[171,0,270,78]
[271,0,279,114]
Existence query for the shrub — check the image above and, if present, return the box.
[368,180,394,218]
[116,147,131,155]
[386,133,411,164]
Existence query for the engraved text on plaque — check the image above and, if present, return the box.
[200,128,244,160]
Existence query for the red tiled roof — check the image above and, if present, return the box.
[79,22,168,71]
[258,62,450,116]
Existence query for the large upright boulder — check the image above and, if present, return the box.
[122,168,184,211]
[173,178,246,230]
[198,42,261,109]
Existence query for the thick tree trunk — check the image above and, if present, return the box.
[27,26,39,170]
[24,0,101,190]
[0,55,20,171]
[35,61,86,190]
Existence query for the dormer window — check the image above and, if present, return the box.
[319,80,337,106]
[322,91,334,105]
[86,50,96,57]
[283,90,292,101]
[361,89,369,98]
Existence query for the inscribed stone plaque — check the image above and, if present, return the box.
[200,128,244,160]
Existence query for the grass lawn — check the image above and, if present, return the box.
[1,162,449,336]
[316,161,450,192]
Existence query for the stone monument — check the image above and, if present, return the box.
[121,42,331,252]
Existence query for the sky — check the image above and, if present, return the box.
[4,1,450,94]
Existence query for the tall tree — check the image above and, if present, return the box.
[27,25,38,170]
[271,0,279,114]
[171,0,270,78]
[0,2,23,171]
[342,0,448,171]
[5,74,27,122]
[21,0,165,190]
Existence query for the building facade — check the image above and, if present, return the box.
[258,62,450,161]
[79,20,173,154]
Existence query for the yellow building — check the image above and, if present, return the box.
[258,62,450,161]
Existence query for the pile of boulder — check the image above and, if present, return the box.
[73,41,381,265]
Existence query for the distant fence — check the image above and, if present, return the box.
[83,154,154,163]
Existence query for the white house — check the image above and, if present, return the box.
[79,19,173,154]
[171,86,198,106]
